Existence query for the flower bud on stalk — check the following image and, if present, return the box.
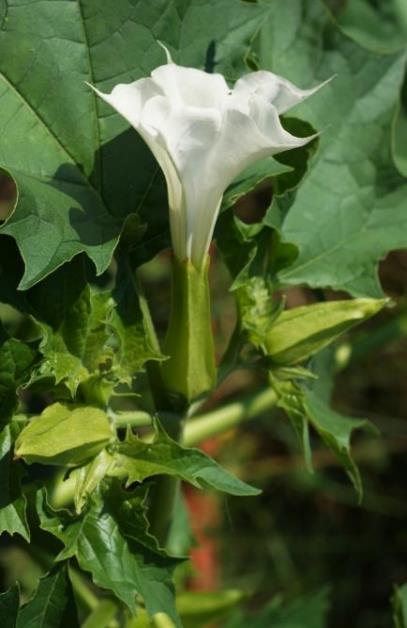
[89,44,327,401]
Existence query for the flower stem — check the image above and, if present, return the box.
[183,387,278,446]
[110,387,278,445]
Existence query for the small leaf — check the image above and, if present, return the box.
[265,298,387,365]
[0,585,19,628]
[15,403,113,467]
[303,391,377,501]
[0,422,30,541]
[37,488,182,625]
[73,450,114,514]
[111,422,260,497]
[17,565,79,628]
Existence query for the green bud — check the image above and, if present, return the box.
[265,298,387,365]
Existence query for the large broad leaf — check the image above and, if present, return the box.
[325,0,407,53]
[0,422,30,541]
[254,0,407,297]
[37,488,182,625]
[0,0,269,289]
[111,422,260,497]
[17,565,79,628]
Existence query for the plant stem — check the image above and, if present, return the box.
[110,410,153,429]
[183,387,278,446]
[110,387,279,446]
[147,413,185,546]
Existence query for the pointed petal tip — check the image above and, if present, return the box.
[157,40,174,64]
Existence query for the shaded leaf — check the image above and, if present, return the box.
[0,422,29,541]
[0,323,35,428]
[0,586,19,628]
[17,565,79,628]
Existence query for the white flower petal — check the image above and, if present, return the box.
[151,64,230,108]
[234,70,329,114]
[88,78,163,129]
[140,94,222,259]
[88,59,328,269]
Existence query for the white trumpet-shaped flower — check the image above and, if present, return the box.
[90,47,326,269]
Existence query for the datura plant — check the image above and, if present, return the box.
[89,46,326,400]
[0,1,405,627]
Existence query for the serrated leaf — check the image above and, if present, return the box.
[17,565,79,628]
[30,260,114,396]
[108,254,163,384]
[0,422,30,541]
[303,391,377,501]
[37,488,182,625]
[110,422,260,497]
[15,403,113,467]
[254,0,407,296]
[0,586,19,628]
[0,0,269,288]
[270,366,376,499]
[265,298,386,365]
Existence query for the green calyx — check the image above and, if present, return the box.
[160,256,216,403]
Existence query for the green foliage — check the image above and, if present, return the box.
[0,321,35,428]
[37,488,182,624]
[0,0,268,289]
[253,0,407,296]
[15,403,113,466]
[0,422,29,541]
[0,0,405,625]
[111,421,260,496]
[0,586,19,628]
[17,566,79,628]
